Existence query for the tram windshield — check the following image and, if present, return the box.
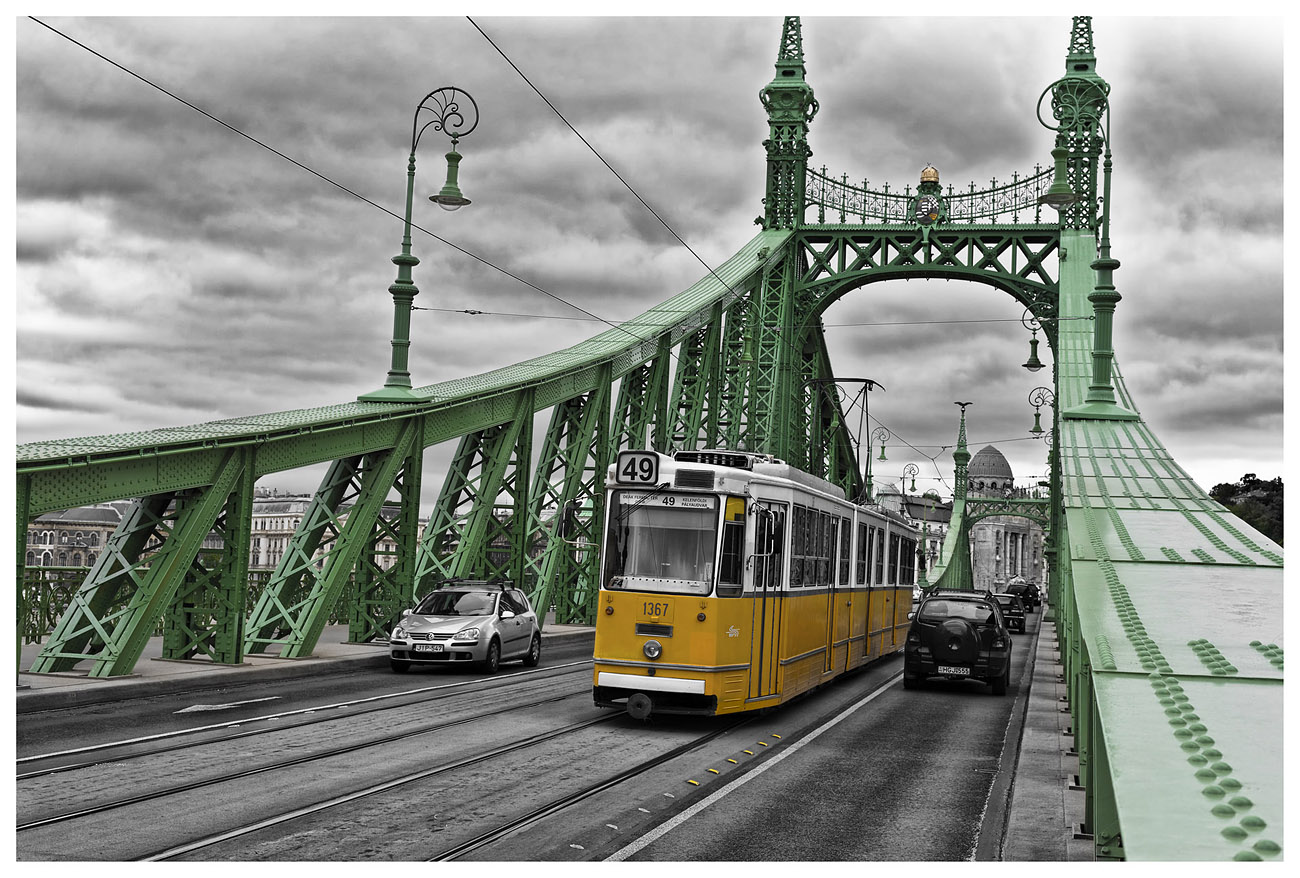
[603,491,718,595]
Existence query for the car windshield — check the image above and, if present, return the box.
[413,590,497,617]
[919,599,996,623]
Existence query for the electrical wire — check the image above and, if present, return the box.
[24,16,659,352]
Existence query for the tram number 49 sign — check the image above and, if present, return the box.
[616,450,659,485]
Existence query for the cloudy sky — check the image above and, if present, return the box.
[14,12,1284,511]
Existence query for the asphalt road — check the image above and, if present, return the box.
[18,622,1039,861]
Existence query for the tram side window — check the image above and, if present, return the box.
[899,536,917,585]
[856,523,868,585]
[888,533,902,585]
[838,516,850,585]
[718,519,744,596]
[789,506,804,587]
[818,512,832,586]
[873,526,885,585]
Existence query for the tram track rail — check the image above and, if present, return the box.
[17,686,590,833]
[140,713,624,861]
[428,715,752,860]
[18,660,592,779]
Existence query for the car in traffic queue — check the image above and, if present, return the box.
[903,589,1012,694]
[1003,579,1041,610]
[388,581,542,674]
[992,592,1027,633]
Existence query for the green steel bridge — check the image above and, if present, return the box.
[15,16,1282,862]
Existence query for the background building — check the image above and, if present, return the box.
[966,445,1046,592]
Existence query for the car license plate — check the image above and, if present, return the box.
[937,665,969,675]
[414,643,444,653]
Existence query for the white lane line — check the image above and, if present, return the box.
[174,696,281,714]
[605,672,901,861]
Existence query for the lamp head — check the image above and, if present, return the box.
[430,147,471,211]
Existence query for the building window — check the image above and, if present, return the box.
[26,551,34,565]
[91,532,100,546]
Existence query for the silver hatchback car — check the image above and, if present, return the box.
[389,583,541,674]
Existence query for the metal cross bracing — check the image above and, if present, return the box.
[15,15,1283,862]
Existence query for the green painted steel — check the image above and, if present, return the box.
[13,16,1283,860]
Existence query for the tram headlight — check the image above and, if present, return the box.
[453,627,481,643]
[643,640,663,660]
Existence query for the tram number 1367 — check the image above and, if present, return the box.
[641,601,670,618]
[616,451,659,485]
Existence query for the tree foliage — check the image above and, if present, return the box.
[1210,474,1283,546]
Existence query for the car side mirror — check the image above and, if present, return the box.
[401,608,412,618]
[907,611,916,621]
[501,610,516,619]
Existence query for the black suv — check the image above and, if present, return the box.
[1004,581,1041,610]
[992,593,1027,633]
[904,589,1012,694]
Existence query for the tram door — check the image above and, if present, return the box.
[748,503,786,701]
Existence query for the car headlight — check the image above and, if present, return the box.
[453,627,480,643]
[392,627,406,639]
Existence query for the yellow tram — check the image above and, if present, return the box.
[593,449,918,719]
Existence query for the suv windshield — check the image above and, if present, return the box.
[919,599,996,623]
[414,590,497,616]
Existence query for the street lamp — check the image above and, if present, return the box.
[1021,308,1046,373]
[360,87,480,403]
[865,426,890,503]
[1028,386,1056,435]
[902,463,919,494]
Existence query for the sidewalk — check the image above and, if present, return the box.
[1003,613,1093,860]
[16,615,595,714]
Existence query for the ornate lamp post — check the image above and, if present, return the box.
[360,87,479,403]
[902,462,919,494]
[1021,308,1046,373]
[1028,386,1056,435]
[1035,21,1136,421]
[865,426,890,503]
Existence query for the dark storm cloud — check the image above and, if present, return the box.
[14,15,1283,497]
[16,390,110,414]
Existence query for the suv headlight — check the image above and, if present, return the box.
[392,626,406,639]
[453,627,481,643]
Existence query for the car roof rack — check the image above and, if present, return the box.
[432,578,513,591]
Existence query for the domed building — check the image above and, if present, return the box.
[967,445,1045,593]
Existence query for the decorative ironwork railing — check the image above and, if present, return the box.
[805,165,1057,225]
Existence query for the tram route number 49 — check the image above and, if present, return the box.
[616,450,659,485]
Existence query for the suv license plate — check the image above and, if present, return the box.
[414,644,444,653]
[937,665,969,675]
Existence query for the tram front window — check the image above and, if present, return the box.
[604,492,718,595]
